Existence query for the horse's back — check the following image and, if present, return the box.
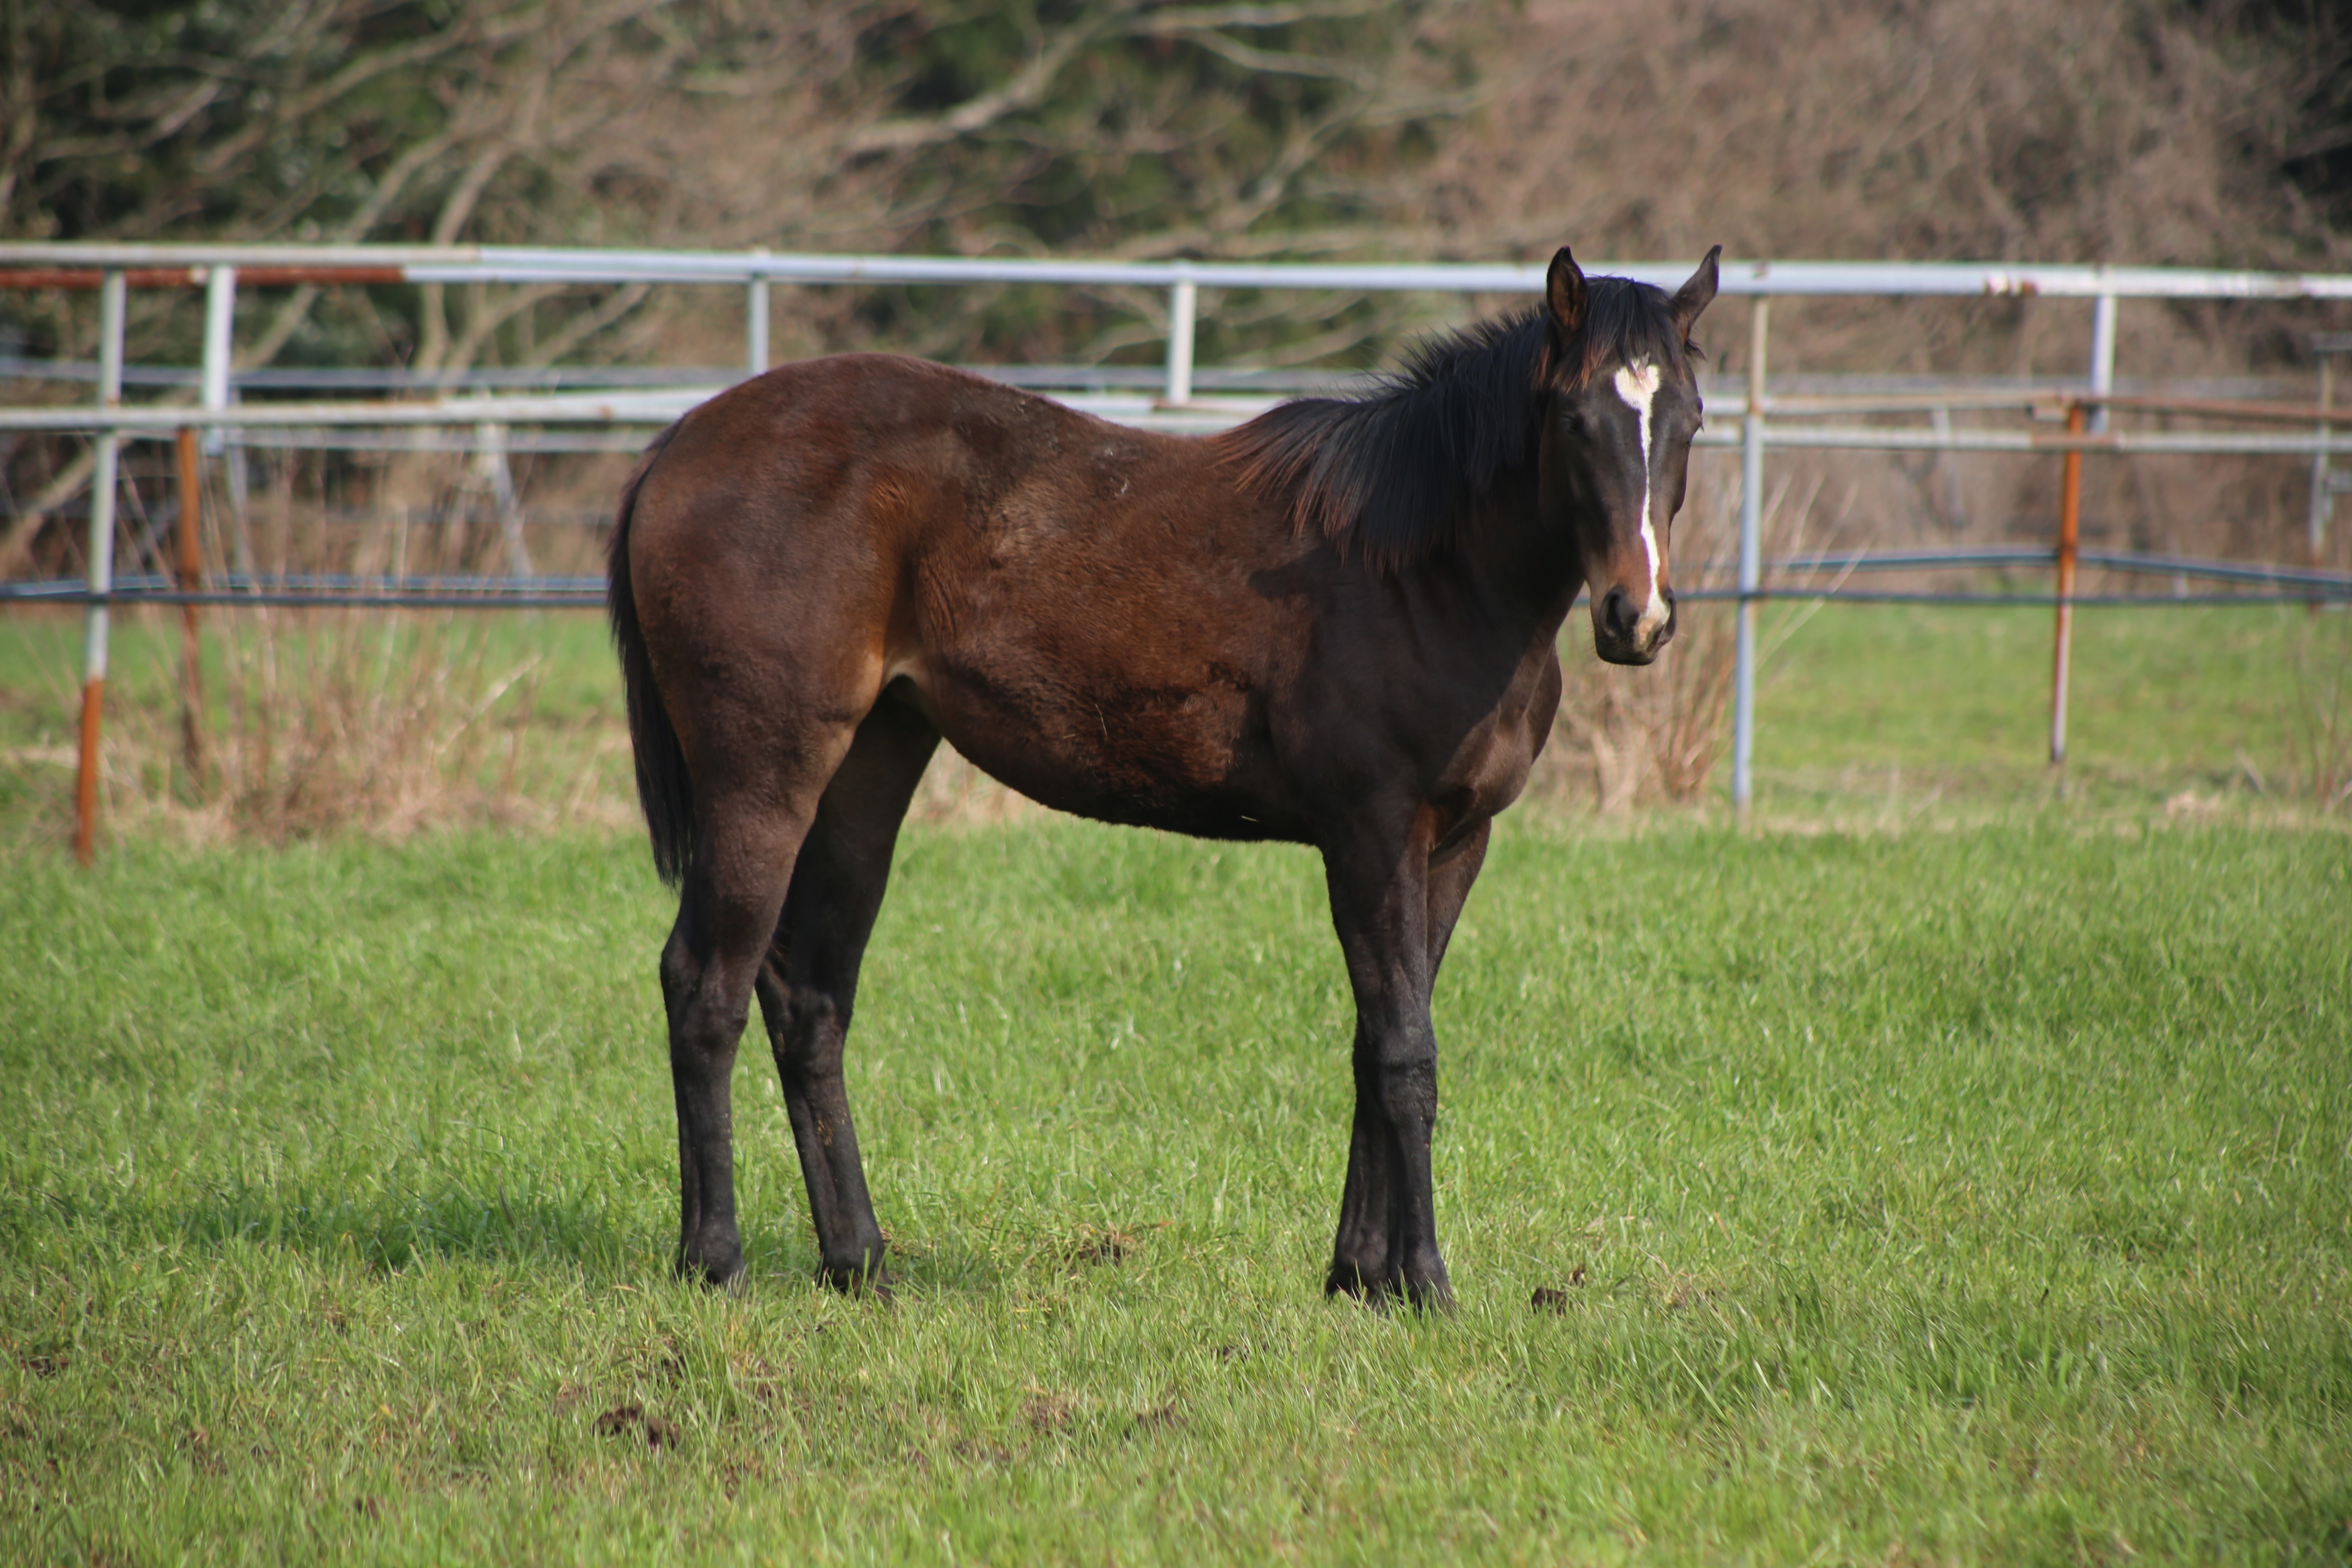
[622,354,1311,834]
[632,352,1277,583]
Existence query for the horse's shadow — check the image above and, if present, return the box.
[145,1182,1025,1296]
[160,1178,644,1279]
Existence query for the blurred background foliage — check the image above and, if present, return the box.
[4,0,2352,573]
[8,0,2348,373]
[0,0,1481,370]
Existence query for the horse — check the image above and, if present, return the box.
[608,244,1721,1308]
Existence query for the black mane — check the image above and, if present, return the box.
[1217,276,1695,566]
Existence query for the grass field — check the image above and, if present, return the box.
[3,814,2348,1563]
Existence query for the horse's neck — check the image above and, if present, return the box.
[1453,474,1587,649]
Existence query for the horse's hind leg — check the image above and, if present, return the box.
[661,789,812,1288]
[756,692,939,1293]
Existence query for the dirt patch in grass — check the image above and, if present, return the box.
[595,1404,680,1450]
[1022,1392,1075,1432]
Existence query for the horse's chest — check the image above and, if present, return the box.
[1434,647,1562,822]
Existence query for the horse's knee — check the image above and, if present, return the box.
[658,934,697,1010]
[772,987,845,1069]
[674,995,750,1059]
[665,935,766,1055]
[1375,1054,1438,1131]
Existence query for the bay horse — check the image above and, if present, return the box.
[608,245,1720,1308]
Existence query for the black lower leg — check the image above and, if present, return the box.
[1327,1055,1399,1297]
[762,969,889,1291]
[663,928,750,1287]
[1377,1052,1451,1309]
[761,695,934,1294]
[1321,812,1463,1311]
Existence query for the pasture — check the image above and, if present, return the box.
[3,806,2348,1562]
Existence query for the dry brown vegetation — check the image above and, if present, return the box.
[4,0,2349,833]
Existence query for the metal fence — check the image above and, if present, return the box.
[6,242,2352,859]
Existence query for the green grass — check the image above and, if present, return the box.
[4,818,2348,1562]
[1750,601,2349,812]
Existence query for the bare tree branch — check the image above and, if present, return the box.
[846,5,1145,154]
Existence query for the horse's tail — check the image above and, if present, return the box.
[608,422,693,887]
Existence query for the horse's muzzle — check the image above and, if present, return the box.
[1592,585,1677,665]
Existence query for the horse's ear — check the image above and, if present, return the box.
[1669,245,1722,337]
[1546,246,1588,337]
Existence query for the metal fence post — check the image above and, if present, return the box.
[2049,402,2086,765]
[201,264,253,573]
[2087,283,2117,436]
[174,425,207,781]
[1732,294,1769,818]
[1164,272,1197,406]
[74,269,127,865]
[2313,345,2339,608]
[475,422,529,576]
[201,265,235,451]
[746,247,770,380]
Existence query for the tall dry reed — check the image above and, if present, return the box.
[2284,612,2352,811]
[97,610,587,843]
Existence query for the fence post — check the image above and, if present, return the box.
[2087,283,2117,436]
[201,264,252,576]
[2313,348,2337,610]
[201,265,236,451]
[1732,294,1769,818]
[746,247,770,380]
[174,425,208,781]
[475,422,530,576]
[74,269,127,866]
[1164,271,1197,406]
[2049,402,2086,765]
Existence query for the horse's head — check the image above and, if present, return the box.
[1537,245,1720,666]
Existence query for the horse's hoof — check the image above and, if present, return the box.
[818,1261,892,1299]
[1402,1279,1457,1315]
[676,1245,745,1292]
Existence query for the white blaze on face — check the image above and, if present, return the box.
[1611,360,1670,638]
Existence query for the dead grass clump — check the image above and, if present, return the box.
[1543,475,1744,810]
[100,610,582,843]
[906,749,1044,827]
[2284,612,2352,811]
[1553,599,1739,812]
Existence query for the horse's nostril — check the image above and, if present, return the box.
[1601,586,1638,641]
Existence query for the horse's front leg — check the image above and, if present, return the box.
[1320,808,1465,1310]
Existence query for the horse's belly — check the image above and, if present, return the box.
[902,656,1296,839]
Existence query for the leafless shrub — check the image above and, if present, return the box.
[90,610,596,844]
[906,750,1045,827]
[1551,601,1739,812]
